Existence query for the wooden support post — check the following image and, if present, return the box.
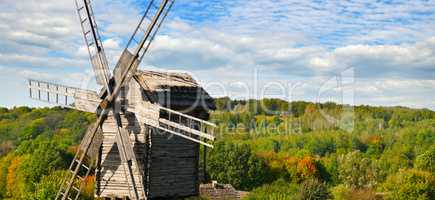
[95,143,102,197]
[47,84,50,102]
[28,80,32,98]
[203,145,207,182]
[56,85,59,104]
[38,82,41,100]
[65,88,68,105]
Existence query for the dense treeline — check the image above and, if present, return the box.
[0,107,95,199]
[207,98,435,199]
[0,98,434,199]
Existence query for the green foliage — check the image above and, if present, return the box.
[20,118,46,141]
[382,169,435,200]
[208,141,270,190]
[330,184,348,200]
[209,98,435,198]
[7,155,31,199]
[245,179,299,200]
[331,184,378,200]
[299,178,331,200]
[0,153,13,198]
[338,151,383,188]
[0,106,93,199]
[19,140,68,186]
[415,145,435,174]
[0,98,434,199]
[34,170,67,200]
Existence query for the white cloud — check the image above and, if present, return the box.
[103,38,120,49]
[167,20,192,32]
[0,0,434,110]
[141,29,435,109]
[309,57,331,69]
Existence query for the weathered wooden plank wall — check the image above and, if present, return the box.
[148,128,199,198]
[96,76,210,199]
[98,113,147,199]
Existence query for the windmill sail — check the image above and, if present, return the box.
[28,79,100,113]
[75,0,111,89]
[111,0,174,90]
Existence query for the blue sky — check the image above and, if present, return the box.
[0,0,434,110]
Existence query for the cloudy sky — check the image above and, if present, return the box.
[0,0,434,110]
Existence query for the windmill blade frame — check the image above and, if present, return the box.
[27,79,100,113]
[100,0,175,103]
[75,0,111,92]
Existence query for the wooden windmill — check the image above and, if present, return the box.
[27,0,216,199]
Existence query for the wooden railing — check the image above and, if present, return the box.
[156,106,216,148]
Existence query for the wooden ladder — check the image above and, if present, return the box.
[74,0,110,86]
[56,122,102,200]
[57,159,94,200]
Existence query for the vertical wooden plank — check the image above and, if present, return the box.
[47,84,50,102]
[56,85,59,104]
[203,145,207,182]
[194,137,200,195]
[65,88,68,105]
[96,143,102,197]
[145,124,152,197]
[28,80,32,98]
[37,82,41,100]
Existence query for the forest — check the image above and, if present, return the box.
[0,98,434,199]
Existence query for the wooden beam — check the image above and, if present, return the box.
[159,106,216,127]
[158,118,214,141]
[154,126,213,148]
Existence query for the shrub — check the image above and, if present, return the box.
[338,151,381,188]
[245,179,299,200]
[382,169,435,200]
[415,145,435,174]
[331,184,378,200]
[34,170,67,200]
[208,141,270,190]
[299,178,331,200]
[297,156,319,181]
[0,154,13,198]
[7,155,28,199]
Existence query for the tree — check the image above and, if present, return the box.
[246,179,299,200]
[299,178,331,200]
[208,141,270,190]
[7,155,28,199]
[338,151,381,188]
[382,169,435,200]
[20,118,46,141]
[297,156,319,181]
[415,145,435,174]
[0,153,13,198]
[34,170,67,200]
[20,140,66,186]
[331,184,378,200]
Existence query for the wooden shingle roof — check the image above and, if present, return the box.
[133,70,216,111]
[134,70,198,91]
